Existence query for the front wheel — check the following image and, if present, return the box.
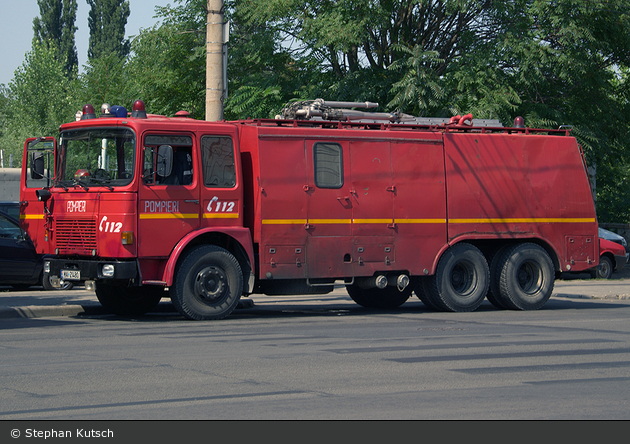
[42,273,74,291]
[171,245,243,320]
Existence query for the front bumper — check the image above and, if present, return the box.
[615,253,628,271]
[45,258,139,282]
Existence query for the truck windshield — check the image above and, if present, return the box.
[56,128,136,188]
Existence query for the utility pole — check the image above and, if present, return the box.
[206,0,224,121]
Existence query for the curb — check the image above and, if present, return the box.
[0,298,256,320]
[553,293,630,300]
[0,304,104,319]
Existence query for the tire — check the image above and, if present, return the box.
[346,284,412,309]
[171,245,243,320]
[496,243,555,310]
[42,273,74,291]
[413,277,441,311]
[95,282,163,316]
[423,243,489,312]
[595,256,613,279]
[487,246,510,310]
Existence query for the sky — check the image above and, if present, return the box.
[0,0,171,86]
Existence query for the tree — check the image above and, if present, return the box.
[80,51,129,108]
[125,1,206,119]
[32,0,79,78]
[87,0,131,60]
[0,43,80,167]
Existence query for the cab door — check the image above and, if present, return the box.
[138,133,200,258]
[20,137,56,253]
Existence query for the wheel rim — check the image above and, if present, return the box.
[193,266,228,303]
[517,260,543,295]
[450,260,477,297]
[598,261,611,278]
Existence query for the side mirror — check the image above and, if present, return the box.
[156,145,173,178]
[30,152,45,179]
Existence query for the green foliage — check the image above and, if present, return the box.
[387,45,447,116]
[225,86,282,119]
[125,21,206,118]
[87,0,131,60]
[0,42,80,166]
[80,51,129,107]
[32,0,79,78]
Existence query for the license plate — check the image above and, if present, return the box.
[61,270,81,280]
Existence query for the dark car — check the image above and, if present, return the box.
[0,210,43,289]
[0,210,74,290]
[0,201,20,220]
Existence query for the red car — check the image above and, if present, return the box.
[593,237,628,279]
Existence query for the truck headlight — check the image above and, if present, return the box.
[44,261,50,273]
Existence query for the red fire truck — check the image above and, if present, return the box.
[19,99,599,320]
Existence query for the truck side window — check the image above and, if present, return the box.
[160,148,193,185]
[201,136,236,188]
[143,134,194,186]
[314,142,343,189]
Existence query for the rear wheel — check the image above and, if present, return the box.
[171,245,243,320]
[423,243,489,312]
[594,256,613,279]
[496,243,555,310]
[346,284,412,309]
[487,247,510,310]
[95,283,163,316]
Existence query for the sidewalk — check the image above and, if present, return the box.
[1,268,629,319]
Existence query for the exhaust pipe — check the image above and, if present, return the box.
[356,274,410,291]
[357,275,388,289]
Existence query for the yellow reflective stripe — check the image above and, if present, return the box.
[20,214,44,220]
[309,219,352,224]
[261,217,595,225]
[203,213,240,219]
[352,219,393,224]
[395,218,446,224]
[449,218,596,224]
[139,213,198,220]
[262,219,308,225]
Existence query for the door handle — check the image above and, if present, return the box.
[185,200,199,204]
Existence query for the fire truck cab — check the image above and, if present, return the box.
[20,99,599,320]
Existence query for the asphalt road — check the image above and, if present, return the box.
[1,271,630,421]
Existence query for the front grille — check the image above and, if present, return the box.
[55,219,97,255]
